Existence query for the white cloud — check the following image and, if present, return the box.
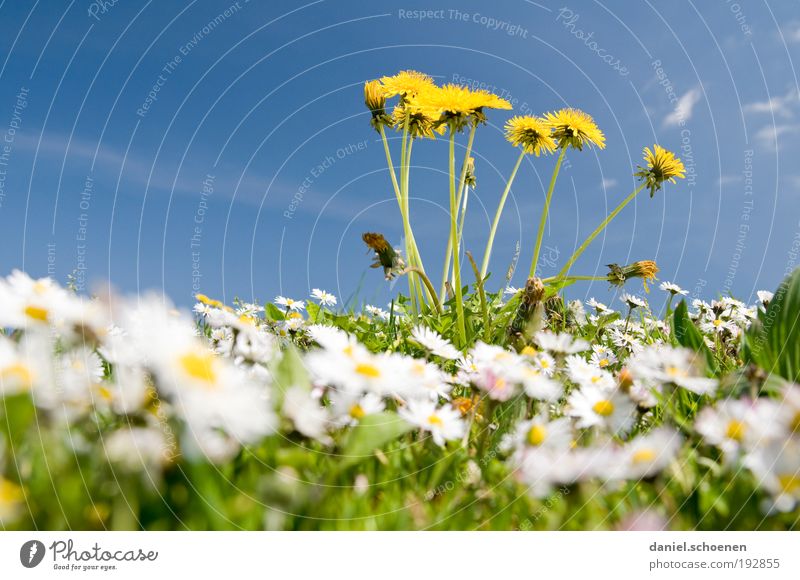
[743,88,799,118]
[782,21,800,43]
[754,123,800,149]
[716,175,740,186]
[601,178,617,190]
[663,88,702,128]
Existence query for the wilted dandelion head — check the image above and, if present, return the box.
[607,260,660,293]
[504,115,557,156]
[362,232,406,280]
[544,108,605,150]
[636,144,686,197]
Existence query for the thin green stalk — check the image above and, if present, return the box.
[466,251,490,342]
[378,125,402,203]
[402,137,427,309]
[404,267,442,315]
[440,122,477,298]
[398,117,419,314]
[448,128,467,345]
[541,274,608,283]
[481,149,525,278]
[556,182,647,280]
[447,181,470,290]
[529,146,568,278]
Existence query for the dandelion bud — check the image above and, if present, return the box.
[364,80,391,131]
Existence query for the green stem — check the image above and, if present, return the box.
[404,267,442,315]
[481,149,525,278]
[466,251,490,342]
[440,122,477,298]
[556,182,647,280]
[402,137,427,309]
[541,274,608,283]
[529,146,568,278]
[448,128,467,345]
[398,117,419,314]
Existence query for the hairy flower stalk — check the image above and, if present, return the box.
[556,145,684,280]
[441,127,477,297]
[529,109,605,278]
[448,125,467,344]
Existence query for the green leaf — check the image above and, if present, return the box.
[264,303,286,321]
[673,300,718,373]
[745,267,800,382]
[273,345,311,399]
[339,412,412,469]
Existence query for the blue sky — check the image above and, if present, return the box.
[0,0,798,311]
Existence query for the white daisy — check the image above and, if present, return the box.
[659,281,688,296]
[410,326,460,360]
[567,385,637,435]
[400,399,465,447]
[620,292,647,310]
[534,331,589,354]
[275,296,305,311]
[365,304,389,320]
[311,289,337,307]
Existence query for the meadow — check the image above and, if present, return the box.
[0,71,798,530]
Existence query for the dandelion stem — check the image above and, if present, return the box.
[541,274,608,283]
[398,117,421,314]
[440,122,477,298]
[403,267,442,314]
[556,182,647,280]
[529,146,568,278]
[481,149,525,279]
[466,251,490,342]
[448,127,467,345]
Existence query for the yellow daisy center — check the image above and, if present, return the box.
[24,305,49,322]
[349,404,365,420]
[725,420,746,442]
[0,477,23,503]
[0,363,33,388]
[427,414,443,427]
[599,358,609,368]
[790,411,800,433]
[778,474,800,494]
[632,449,657,464]
[355,363,381,378]
[179,351,218,385]
[527,425,548,446]
[593,400,615,417]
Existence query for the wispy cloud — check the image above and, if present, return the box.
[663,88,702,128]
[601,178,617,189]
[754,123,800,149]
[743,88,799,118]
[781,21,800,43]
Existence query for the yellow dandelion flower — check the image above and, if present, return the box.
[379,70,435,98]
[364,79,391,131]
[412,84,512,132]
[636,144,686,197]
[390,102,443,139]
[504,116,557,156]
[544,108,606,150]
